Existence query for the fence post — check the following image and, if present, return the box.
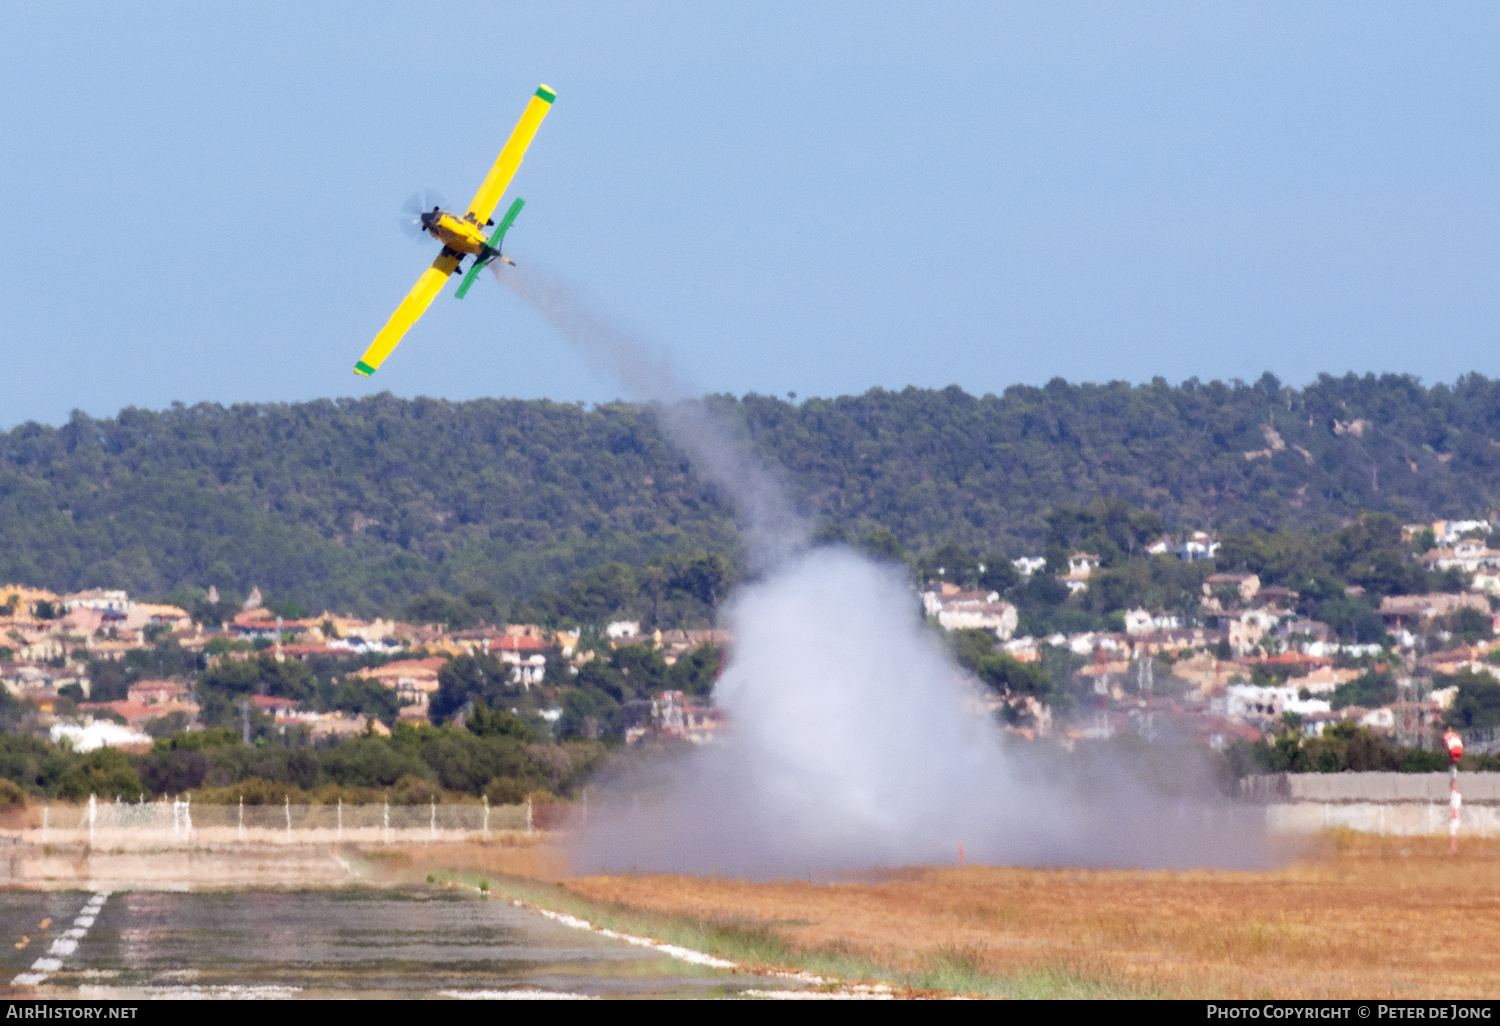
[429,799,436,842]
[185,793,192,840]
[284,796,291,843]
[482,795,489,839]
[383,799,390,844]
[526,797,533,836]
[238,796,245,842]
[88,794,96,849]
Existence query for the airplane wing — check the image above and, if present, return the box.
[465,85,555,225]
[353,251,462,376]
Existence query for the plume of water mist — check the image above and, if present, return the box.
[497,262,1271,874]
[575,548,1271,876]
[575,547,1036,875]
[498,263,806,567]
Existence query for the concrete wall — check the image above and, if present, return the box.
[1242,772,1500,836]
[1242,772,1500,803]
[0,840,357,889]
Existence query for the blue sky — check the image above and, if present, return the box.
[2,2,1498,426]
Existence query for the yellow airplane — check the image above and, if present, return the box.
[354,84,556,377]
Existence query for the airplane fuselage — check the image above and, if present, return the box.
[419,210,491,257]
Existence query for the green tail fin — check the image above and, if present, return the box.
[456,197,526,300]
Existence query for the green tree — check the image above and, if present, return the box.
[53,748,143,800]
[1444,670,1500,731]
[667,644,723,698]
[432,655,513,723]
[557,687,623,741]
[949,628,1053,698]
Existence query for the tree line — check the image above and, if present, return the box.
[7,374,1500,618]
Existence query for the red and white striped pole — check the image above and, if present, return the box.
[1443,726,1464,855]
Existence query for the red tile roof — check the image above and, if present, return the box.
[492,635,548,653]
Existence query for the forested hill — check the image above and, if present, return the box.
[5,372,1500,614]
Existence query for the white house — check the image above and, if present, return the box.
[923,586,1019,640]
[1226,685,1330,721]
[1179,532,1220,562]
[1067,552,1101,577]
[1123,608,1183,636]
[507,653,547,688]
[61,590,130,613]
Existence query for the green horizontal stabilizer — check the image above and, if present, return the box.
[454,262,483,299]
[491,196,525,246]
[455,197,525,300]
[353,360,377,377]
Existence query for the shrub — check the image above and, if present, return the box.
[388,773,441,805]
[0,778,26,809]
[484,777,537,805]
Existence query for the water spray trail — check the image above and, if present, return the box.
[498,264,807,568]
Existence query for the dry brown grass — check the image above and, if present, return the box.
[496,834,1500,998]
[378,834,573,883]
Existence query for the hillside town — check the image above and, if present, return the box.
[0,581,729,753]
[4,516,1499,759]
[920,517,1500,753]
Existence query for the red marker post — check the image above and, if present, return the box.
[1443,726,1464,855]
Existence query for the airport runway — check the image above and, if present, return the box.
[1,889,789,999]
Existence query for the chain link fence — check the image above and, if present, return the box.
[24,795,567,848]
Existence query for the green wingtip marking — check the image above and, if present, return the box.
[353,361,376,377]
[535,86,556,103]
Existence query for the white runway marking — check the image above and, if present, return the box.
[531,906,738,968]
[738,986,894,1000]
[438,988,597,1000]
[12,891,109,987]
[78,984,303,1000]
[515,897,896,998]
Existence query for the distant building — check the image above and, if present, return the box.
[363,657,446,713]
[1226,684,1330,721]
[126,603,191,631]
[128,680,189,706]
[1204,573,1261,604]
[1123,608,1181,636]
[252,695,300,714]
[1011,556,1046,577]
[1377,592,1489,626]
[0,585,60,617]
[645,689,725,745]
[61,590,130,613]
[1067,552,1101,577]
[1179,531,1220,562]
[922,585,1019,640]
[274,710,391,739]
